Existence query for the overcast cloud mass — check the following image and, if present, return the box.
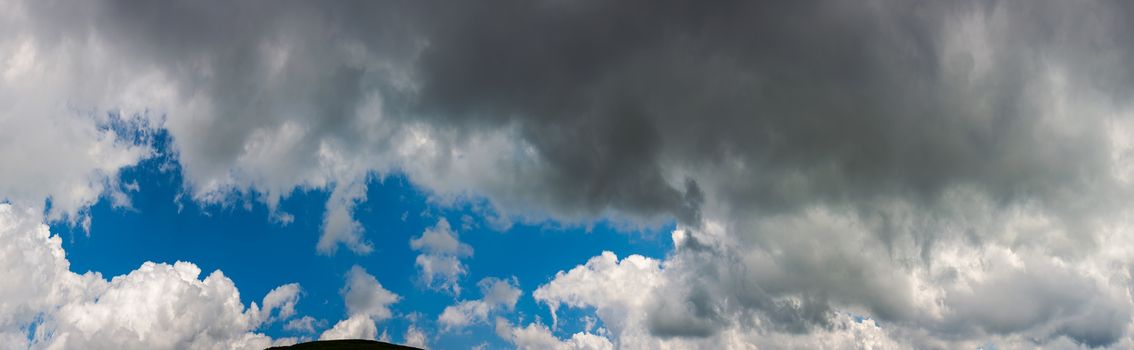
[5,0,1134,348]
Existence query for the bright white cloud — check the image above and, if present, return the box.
[320,314,378,341]
[438,277,521,331]
[533,251,663,332]
[0,204,300,350]
[496,318,613,350]
[410,218,473,295]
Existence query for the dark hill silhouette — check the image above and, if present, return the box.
[266,339,423,350]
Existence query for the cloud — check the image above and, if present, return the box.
[410,218,473,295]
[7,0,1134,347]
[0,2,161,226]
[322,265,401,341]
[532,207,1134,348]
[496,318,613,350]
[284,316,321,334]
[257,283,302,323]
[320,314,378,341]
[525,249,902,348]
[533,251,662,332]
[0,204,299,349]
[438,277,521,331]
[342,265,401,322]
[318,181,372,255]
[402,325,427,348]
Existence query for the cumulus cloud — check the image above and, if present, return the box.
[284,316,321,334]
[0,4,159,226]
[438,277,521,331]
[342,265,401,322]
[533,252,662,332]
[402,325,427,349]
[496,318,613,350]
[410,218,473,295]
[8,0,1134,347]
[320,314,379,341]
[322,265,401,341]
[257,283,302,324]
[318,182,373,254]
[531,211,1134,348]
[0,204,300,350]
[525,249,909,349]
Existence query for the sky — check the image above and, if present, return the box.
[5,0,1134,349]
[48,130,671,349]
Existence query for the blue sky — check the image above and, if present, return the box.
[50,131,673,348]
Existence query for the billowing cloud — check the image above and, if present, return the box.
[319,314,379,342]
[524,249,907,349]
[530,214,1134,348]
[258,283,302,324]
[0,204,299,349]
[410,218,473,295]
[284,316,322,335]
[322,265,401,341]
[496,318,614,350]
[402,325,427,349]
[438,277,521,331]
[533,252,662,332]
[0,1,160,227]
[343,265,401,322]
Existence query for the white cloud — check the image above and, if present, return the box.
[318,181,373,255]
[438,301,492,331]
[410,218,472,255]
[402,325,427,348]
[410,218,473,295]
[524,248,905,349]
[533,252,663,332]
[342,265,400,322]
[438,277,521,331]
[284,316,321,334]
[0,204,300,350]
[1,42,131,205]
[257,283,301,323]
[321,265,401,341]
[319,314,378,341]
[525,199,1134,349]
[496,318,613,350]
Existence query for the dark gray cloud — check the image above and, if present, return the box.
[410,0,1129,221]
[19,0,1129,223]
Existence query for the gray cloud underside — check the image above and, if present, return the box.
[10,0,1134,347]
